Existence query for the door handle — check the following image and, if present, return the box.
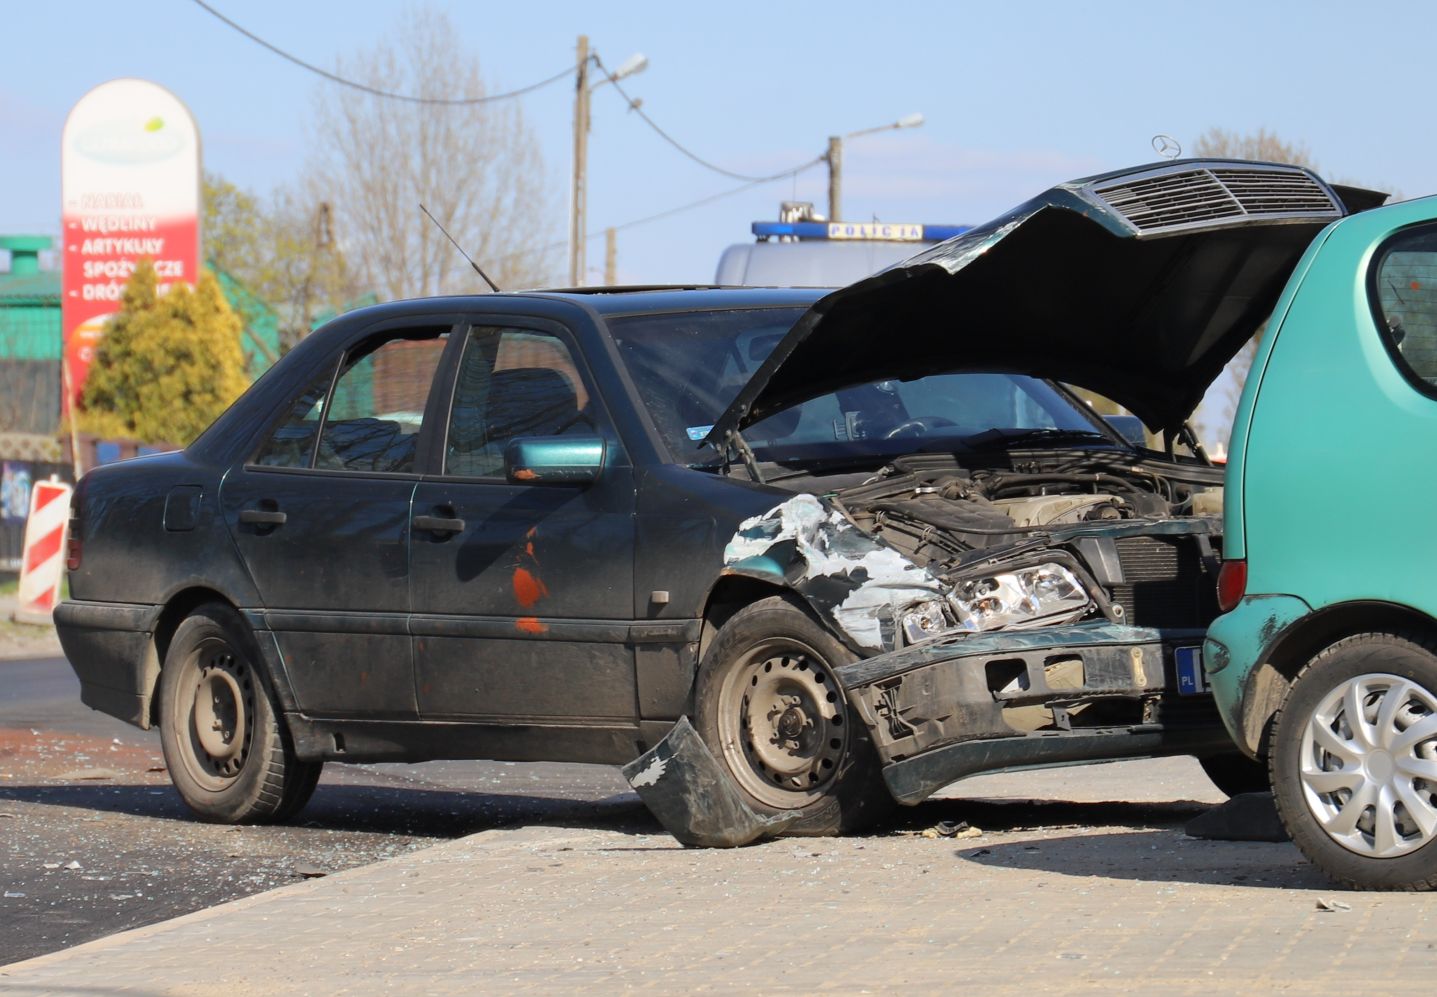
[413,514,465,535]
[239,507,287,526]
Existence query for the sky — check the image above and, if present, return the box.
[5,0,1435,439]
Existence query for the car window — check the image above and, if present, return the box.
[1373,224,1437,389]
[445,327,594,478]
[251,364,336,468]
[252,330,449,472]
[313,334,449,473]
[608,307,1102,464]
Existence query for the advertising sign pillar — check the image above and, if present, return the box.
[60,79,201,407]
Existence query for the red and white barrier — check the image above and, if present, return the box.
[14,479,71,625]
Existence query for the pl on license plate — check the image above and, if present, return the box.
[1175,646,1206,695]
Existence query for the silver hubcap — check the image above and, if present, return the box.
[1300,672,1437,858]
[717,642,848,809]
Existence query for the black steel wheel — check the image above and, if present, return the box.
[158,603,321,823]
[694,596,891,835]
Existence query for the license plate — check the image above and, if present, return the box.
[1175,646,1206,695]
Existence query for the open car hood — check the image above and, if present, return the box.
[709,160,1383,441]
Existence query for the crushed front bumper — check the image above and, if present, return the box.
[836,622,1230,805]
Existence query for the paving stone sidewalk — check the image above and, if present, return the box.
[4,787,1436,995]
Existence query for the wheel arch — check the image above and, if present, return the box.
[148,588,277,727]
[697,573,806,668]
[1243,600,1437,756]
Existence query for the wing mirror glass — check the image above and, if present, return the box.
[504,436,606,485]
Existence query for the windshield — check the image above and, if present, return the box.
[608,307,1115,466]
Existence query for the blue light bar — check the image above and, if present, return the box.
[752,221,971,242]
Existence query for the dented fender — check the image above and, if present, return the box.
[722,494,945,654]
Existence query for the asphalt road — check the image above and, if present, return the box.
[0,654,644,965]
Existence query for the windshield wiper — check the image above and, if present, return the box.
[963,428,1117,451]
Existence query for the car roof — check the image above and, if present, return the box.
[515,285,827,315]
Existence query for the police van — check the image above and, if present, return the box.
[714,202,969,287]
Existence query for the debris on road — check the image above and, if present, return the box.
[1315,897,1352,912]
[622,717,798,848]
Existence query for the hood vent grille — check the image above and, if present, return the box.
[1090,166,1341,236]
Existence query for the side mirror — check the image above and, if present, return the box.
[504,436,606,485]
[1103,414,1149,449]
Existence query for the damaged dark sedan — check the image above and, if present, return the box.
[56,159,1372,841]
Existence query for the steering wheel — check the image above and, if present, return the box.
[883,415,958,440]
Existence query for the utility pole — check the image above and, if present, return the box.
[604,227,617,286]
[569,35,590,287]
[826,115,924,224]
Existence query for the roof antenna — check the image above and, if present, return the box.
[420,202,501,292]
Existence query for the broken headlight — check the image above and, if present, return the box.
[948,563,1091,633]
[899,599,953,644]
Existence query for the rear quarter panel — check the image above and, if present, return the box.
[69,452,259,607]
[1235,197,1437,616]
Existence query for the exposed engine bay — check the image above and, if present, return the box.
[821,454,1222,646]
[726,451,1222,652]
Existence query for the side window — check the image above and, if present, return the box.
[315,334,449,472]
[250,330,448,472]
[445,327,593,478]
[1374,225,1437,389]
[252,364,335,468]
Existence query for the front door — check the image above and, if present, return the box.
[408,319,638,745]
[221,325,451,719]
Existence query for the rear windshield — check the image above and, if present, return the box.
[608,307,1104,466]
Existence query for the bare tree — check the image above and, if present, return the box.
[308,7,559,299]
[206,173,366,353]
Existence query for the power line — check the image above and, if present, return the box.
[604,170,819,235]
[499,166,822,264]
[190,0,574,106]
[592,54,823,184]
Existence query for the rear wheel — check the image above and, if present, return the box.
[158,604,322,823]
[694,596,891,835]
[1270,632,1437,890]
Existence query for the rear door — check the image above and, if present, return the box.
[220,323,452,719]
[408,317,639,747]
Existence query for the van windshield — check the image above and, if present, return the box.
[608,307,1114,466]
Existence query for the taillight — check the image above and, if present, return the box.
[65,498,82,571]
[1217,559,1246,613]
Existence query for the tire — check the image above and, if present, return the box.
[1270,631,1437,890]
[1198,753,1270,798]
[158,603,322,824]
[693,595,892,836]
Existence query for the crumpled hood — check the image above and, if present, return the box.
[709,159,1377,439]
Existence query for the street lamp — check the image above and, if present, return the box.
[826,112,924,222]
[570,37,648,286]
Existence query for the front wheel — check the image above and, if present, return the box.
[694,596,891,835]
[1270,632,1437,890]
[158,603,322,823]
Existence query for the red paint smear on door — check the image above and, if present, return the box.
[515,616,547,634]
[512,567,549,608]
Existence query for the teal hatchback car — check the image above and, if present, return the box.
[1204,192,1437,890]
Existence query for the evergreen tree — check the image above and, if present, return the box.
[80,260,249,444]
